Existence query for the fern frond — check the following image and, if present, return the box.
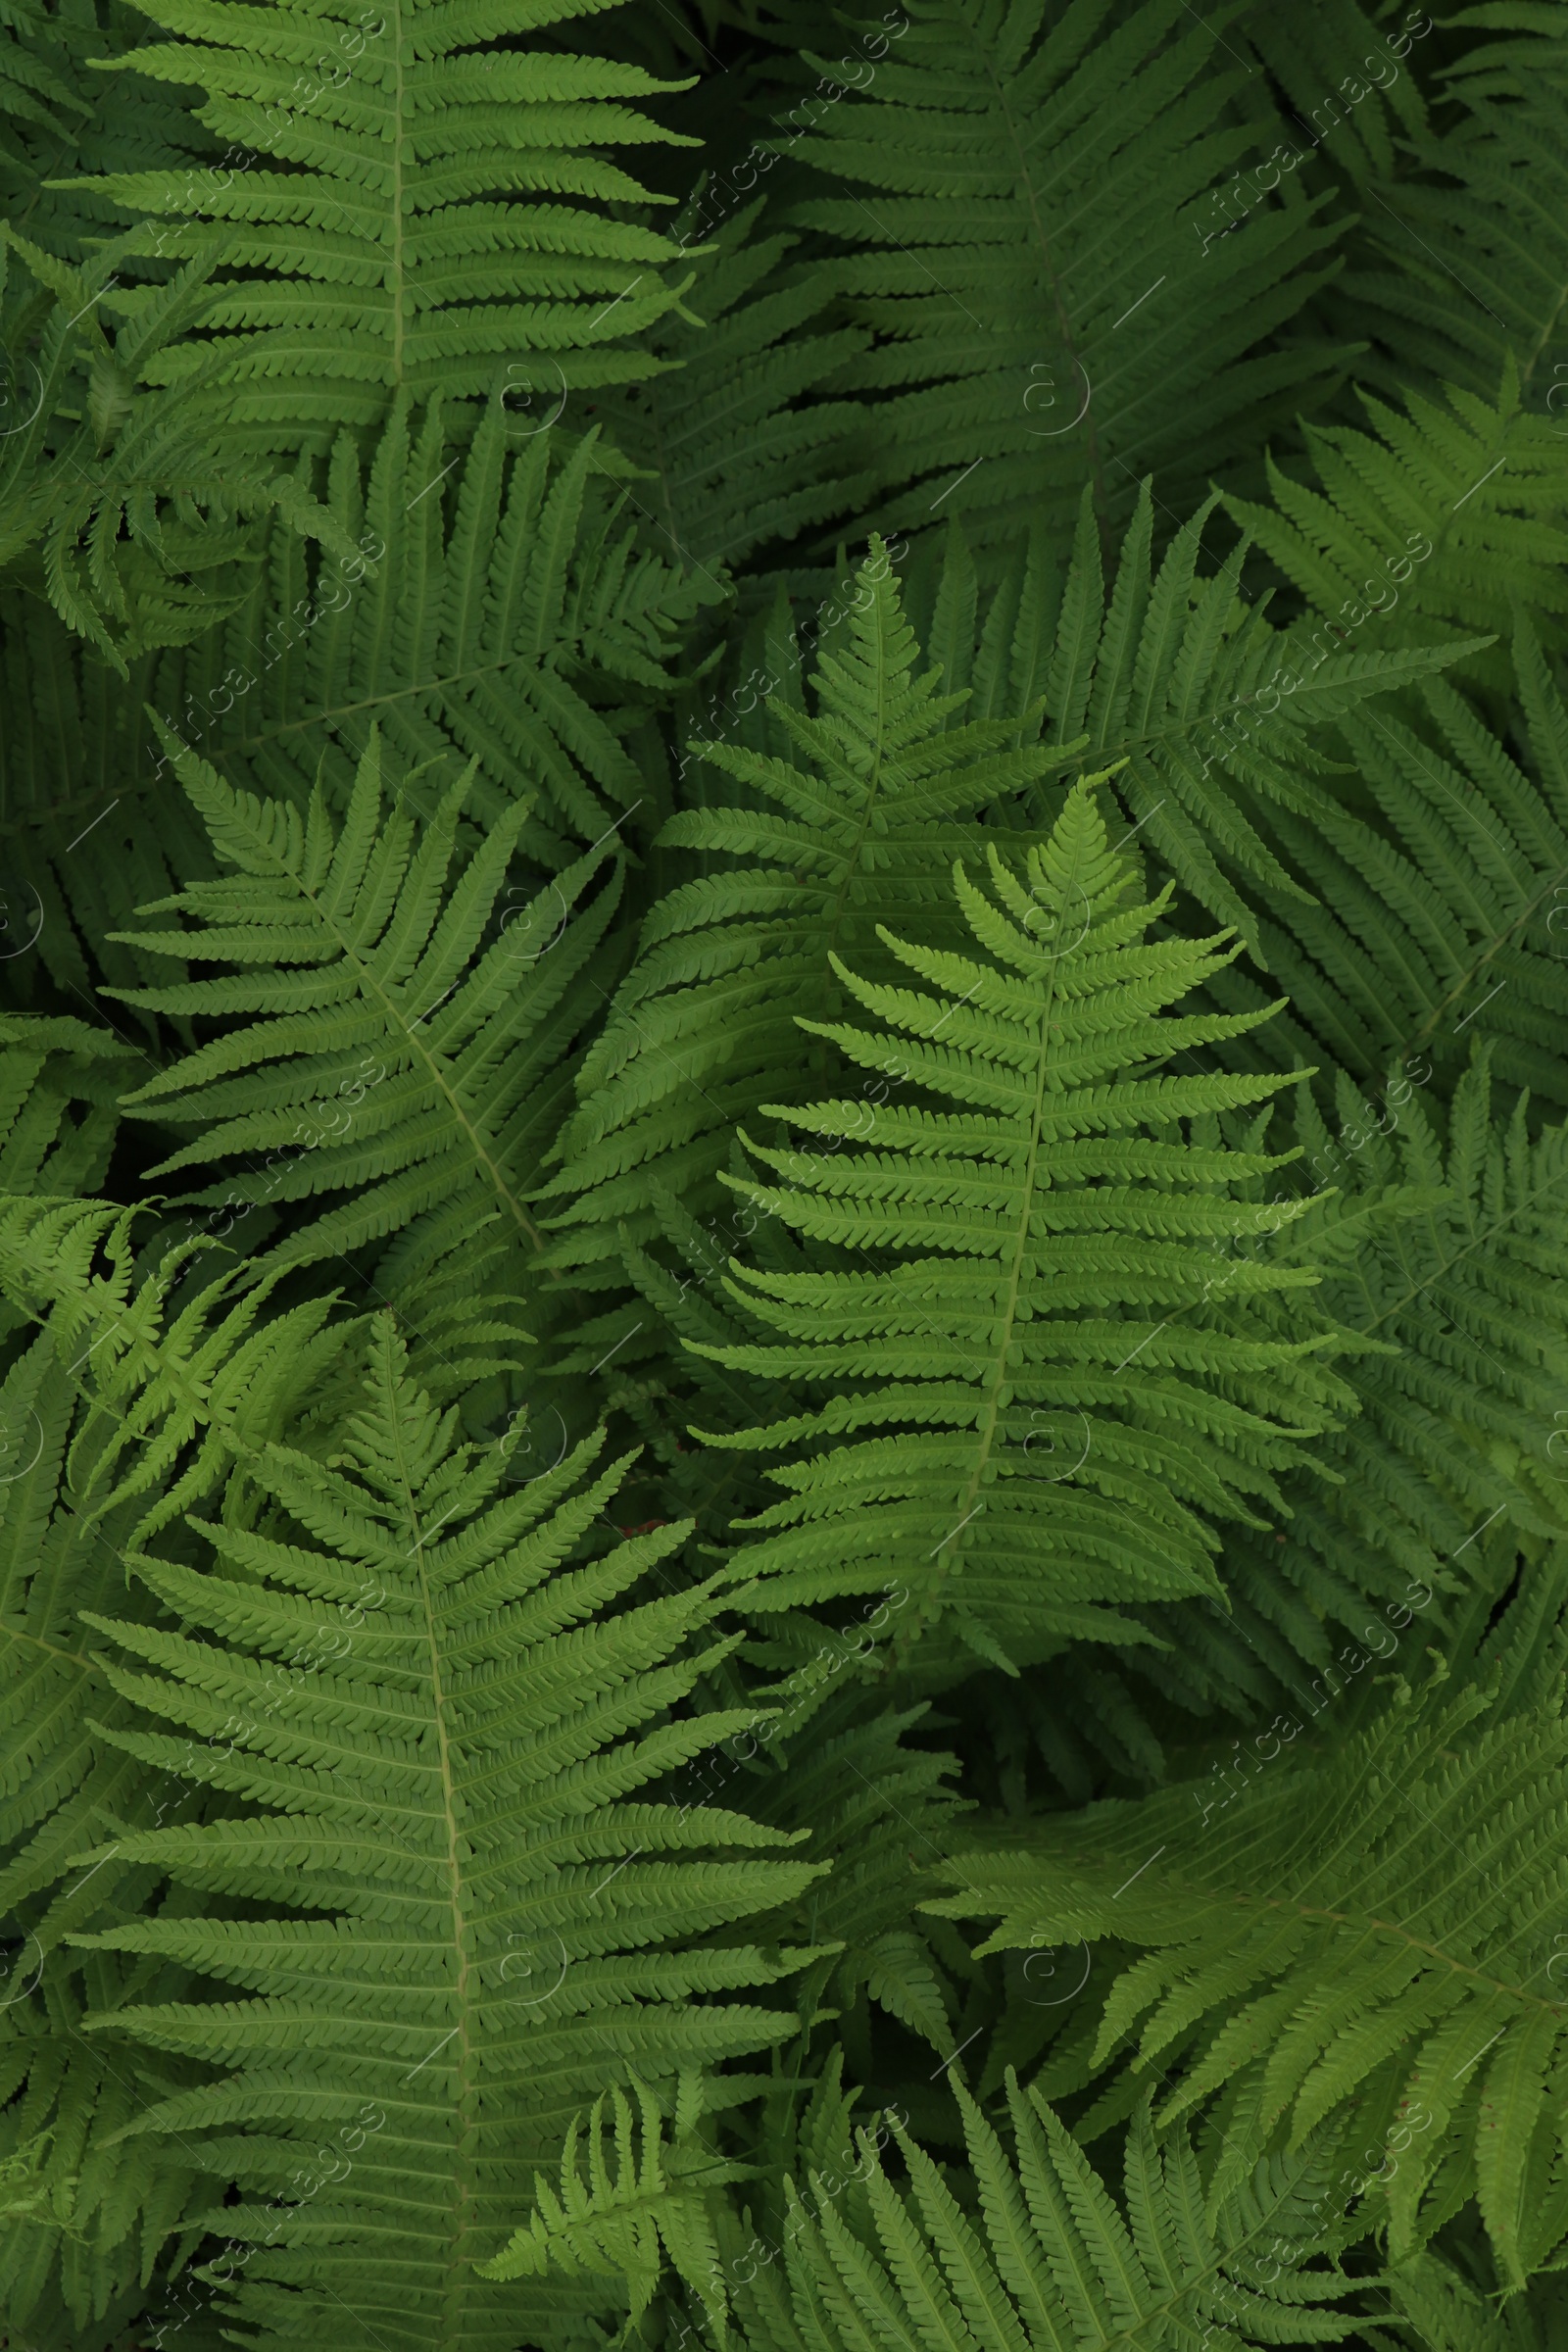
[719,2077,1357,2352]
[690,778,1359,1671]
[966,483,1472,944]
[0,1196,353,1540]
[110,726,621,1279]
[1222,365,1568,702]
[591,189,874,575]
[0,225,355,668]
[1222,617,1568,1109]
[934,1674,1568,2287]
[1329,21,1568,408]
[73,0,706,448]
[1227,0,1428,191]
[482,2069,748,2340]
[539,539,1085,1277]
[140,393,719,865]
[778,0,1348,551]
[0,1012,134,1213]
[70,1317,824,2352]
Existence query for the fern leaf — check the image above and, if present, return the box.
[539,538,1086,1277]
[714,2078,1357,2352]
[73,0,706,447]
[689,777,1359,1669]
[142,393,719,864]
[1222,366,1568,703]
[778,0,1348,551]
[933,1674,1568,2286]
[109,725,621,1279]
[69,1317,823,2351]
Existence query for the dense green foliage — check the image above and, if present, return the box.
[2,4,1566,2349]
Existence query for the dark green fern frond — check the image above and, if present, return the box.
[74,0,706,449]
[1228,0,1429,192]
[1224,618,1568,1111]
[714,2075,1358,2352]
[1328,19,1568,408]
[691,779,1359,1674]
[110,727,622,1281]
[1222,364,1568,702]
[69,1316,823,2352]
[0,0,89,179]
[1217,1050,1568,1665]
[1379,2244,1568,2352]
[0,225,354,668]
[137,395,719,870]
[0,1012,135,1205]
[732,1696,969,2066]
[1015,1053,1568,1790]
[964,483,1472,944]
[589,190,874,577]
[934,1673,1568,2288]
[539,540,1086,1278]
[779,0,1348,554]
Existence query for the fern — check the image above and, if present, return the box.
[72,0,706,450]
[933,1673,1568,2287]
[109,726,622,1284]
[778,0,1348,552]
[482,2070,747,2336]
[1221,365,1568,703]
[5,7,1568,2344]
[1214,618,1568,1112]
[539,539,1084,1279]
[1227,0,1430,192]
[1328,17,1568,409]
[69,1316,823,2351]
[0,1011,134,1204]
[714,2075,1360,2352]
[142,393,718,866]
[0,224,354,666]
[689,778,1359,1670]
[951,483,1471,944]
[590,189,875,577]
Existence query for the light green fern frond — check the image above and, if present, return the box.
[73,0,706,448]
[0,1962,216,2346]
[0,1195,352,1539]
[110,726,621,1280]
[482,2070,747,2339]
[934,1674,1568,2288]
[69,1316,823,2352]
[690,778,1359,1673]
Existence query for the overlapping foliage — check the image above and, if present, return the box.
[2,5,1565,2351]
